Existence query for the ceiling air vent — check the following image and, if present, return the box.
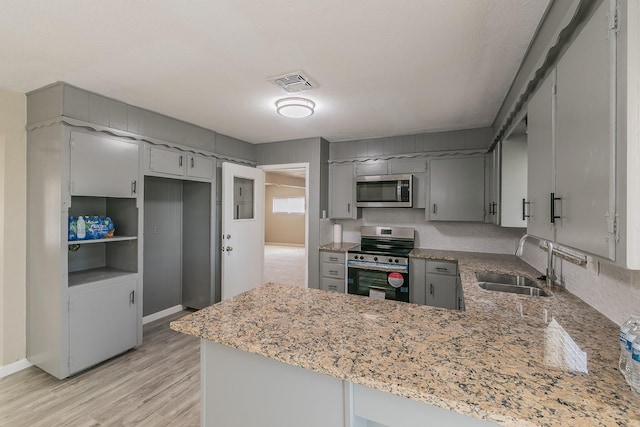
[267,71,317,93]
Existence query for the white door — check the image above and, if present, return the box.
[222,162,265,300]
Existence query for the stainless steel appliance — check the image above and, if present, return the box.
[355,174,413,208]
[347,226,415,302]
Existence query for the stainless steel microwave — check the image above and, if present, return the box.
[355,174,413,208]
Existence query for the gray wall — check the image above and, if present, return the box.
[256,137,329,289]
[330,127,492,160]
[143,177,183,316]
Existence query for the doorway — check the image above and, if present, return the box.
[259,163,309,288]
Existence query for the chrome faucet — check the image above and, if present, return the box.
[515,234,556,287]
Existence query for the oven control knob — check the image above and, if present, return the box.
[388,258,393,263]
[359,256,364,260]
[373,257,378,261]
[354,255,358,259]
[395,259,399,263]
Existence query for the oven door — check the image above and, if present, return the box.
[347,264,409,302]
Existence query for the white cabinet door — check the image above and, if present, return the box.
[186,154,214,179]
[526,72,555,241]
[555,0,615,259]
[429,157,485,221]
[68,278,138,374]
[500,135,528,227]
[70,131,139,198]
[148,146,186,176]
[329,164,356,219]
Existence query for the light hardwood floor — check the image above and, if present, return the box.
[0,311,200,427]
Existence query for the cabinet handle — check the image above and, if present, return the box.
[550,193,562,223]
[329,270,338,275]
[430,283,434,296]
[191,157,194,168]
[522,198,530,221]
[433,204,437,215]
[179,155,183,167]
[347,203,351,214]
[131,180,137,195]
[130,290,135,305]
[493,202,498,215]
[458,297,463,310]
[435,267,449,273]
[329,257,339,262]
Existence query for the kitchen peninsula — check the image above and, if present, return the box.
[170,251,640,426]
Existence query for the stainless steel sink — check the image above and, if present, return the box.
[475,272,549,297]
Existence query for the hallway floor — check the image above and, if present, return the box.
[263,244,306,287]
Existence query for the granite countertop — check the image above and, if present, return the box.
[171,250,640,426]
[319,242,359,252]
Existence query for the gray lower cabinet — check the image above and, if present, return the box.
[428,157,485,221]
[320,250,346,293]
[410,258,461,310]
[329,164,356,219]
[69,278,138,374]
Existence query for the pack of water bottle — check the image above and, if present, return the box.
[619,315,640,395]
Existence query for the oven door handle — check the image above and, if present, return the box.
[348,263,408,273]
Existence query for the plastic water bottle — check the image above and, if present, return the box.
[620,315,640,378]
[630,337,640,396]
[77,216,86,240]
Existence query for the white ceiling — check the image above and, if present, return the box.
[0,0,549,144]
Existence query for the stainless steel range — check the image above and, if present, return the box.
[347,226,415,302]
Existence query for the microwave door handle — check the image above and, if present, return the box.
[397,181,402,202]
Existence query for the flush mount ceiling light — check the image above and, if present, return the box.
[276,97,315,118]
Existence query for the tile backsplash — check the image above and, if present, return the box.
[334,208,525,254]
[520,241,640,326]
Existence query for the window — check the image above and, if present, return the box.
[273,197,305,214]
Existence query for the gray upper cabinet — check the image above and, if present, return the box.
[70,130,139,198]
[428,157,485,221]
[500,135,527,228]
[554,0,614,259]
[187,154,214,179]
[486,146,500,225]
[526,72,555,242]
[145,144,215,182]
[526,0,615,259]
[329,163,356,219]
[147,145,186,177]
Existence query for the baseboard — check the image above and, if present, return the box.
[265,242,305,247]
[0,359,33,379]
[143,305,185,325]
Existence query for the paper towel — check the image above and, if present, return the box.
[333,223,343,244]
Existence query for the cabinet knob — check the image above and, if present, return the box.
[226,246,233,252]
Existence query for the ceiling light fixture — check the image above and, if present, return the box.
[276,97,315,118]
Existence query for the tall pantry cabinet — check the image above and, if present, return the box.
[27,124,143,379]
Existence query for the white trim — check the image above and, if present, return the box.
[143,305,185,325]
[0,359,33,378]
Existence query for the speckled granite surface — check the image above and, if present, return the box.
[171,250,640,426]
[319,242,359,252]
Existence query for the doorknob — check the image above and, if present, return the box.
[226,246,233,252]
